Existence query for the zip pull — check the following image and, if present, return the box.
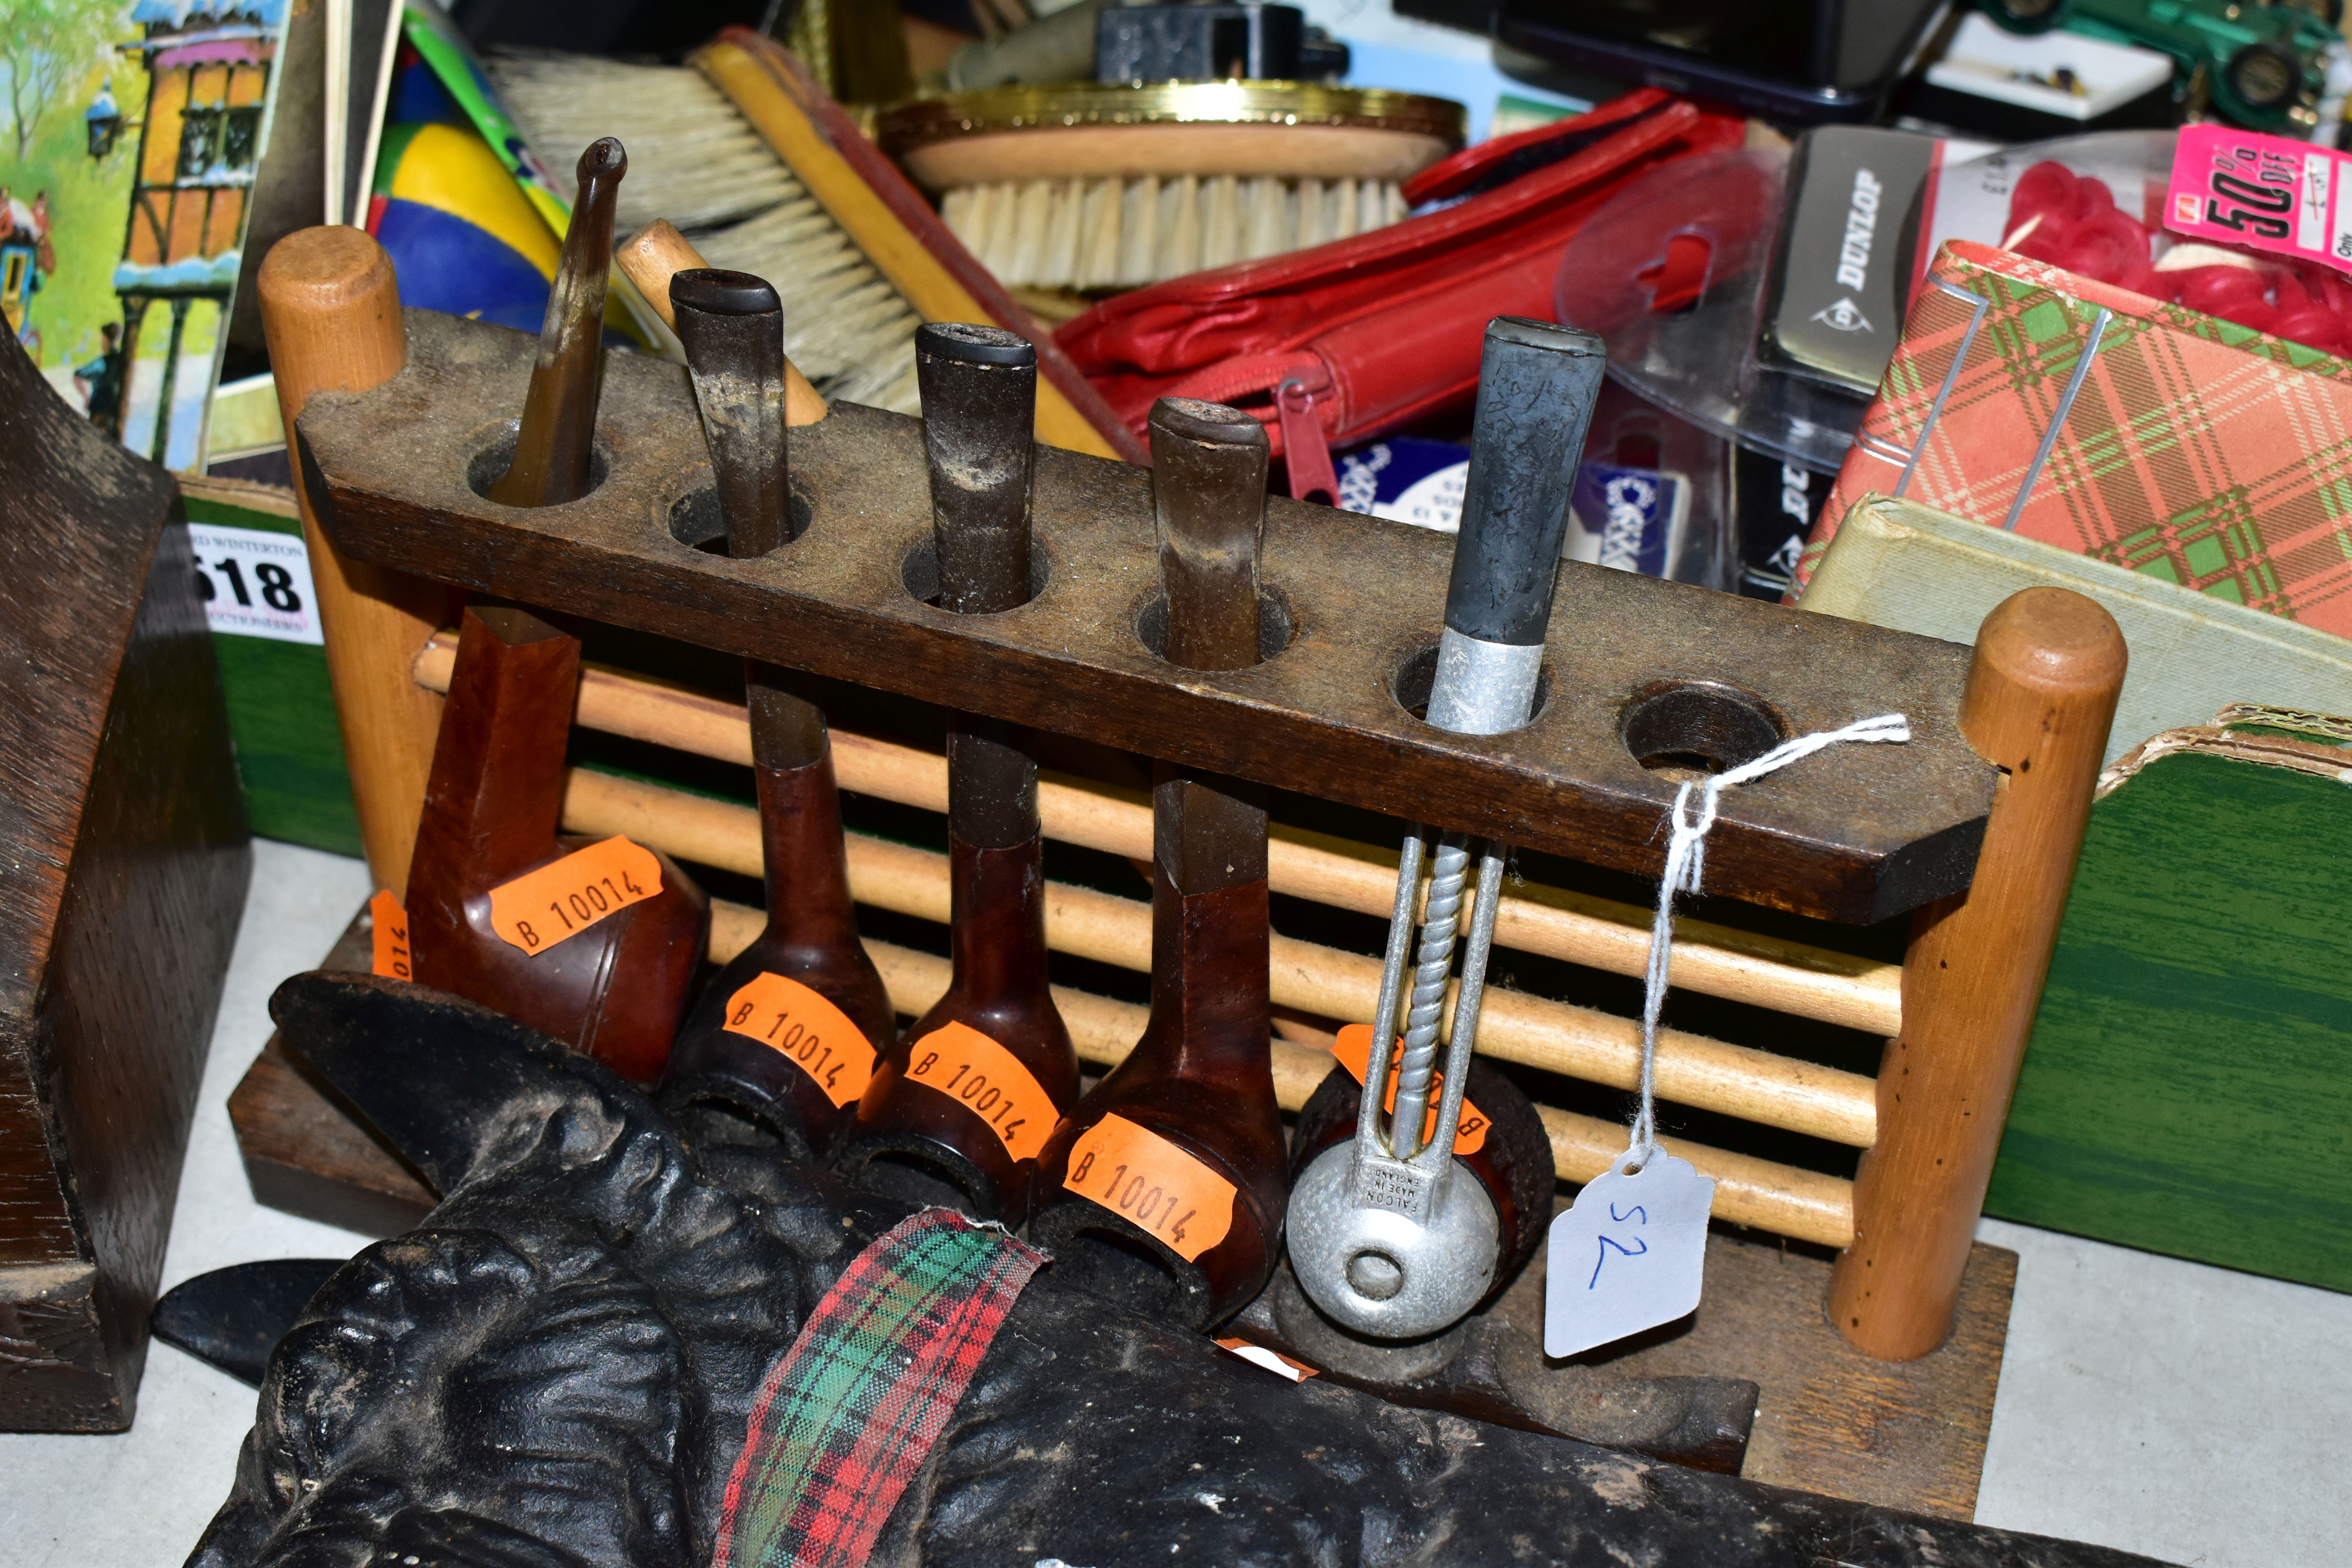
[1276,374,1339,507]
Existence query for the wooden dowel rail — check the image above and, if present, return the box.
[704,897,1856,1247]
[568,766,1878,1148]
[416,634,1903,1036]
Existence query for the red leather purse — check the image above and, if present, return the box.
[1054,91,1745,494]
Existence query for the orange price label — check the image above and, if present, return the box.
[1060,1112,1234,1262]
[486,837,662,956]
[1332,1023,1489,1154]
[903,1020,1058,1162]
[722,972,876,1106]
[369,889,411,980]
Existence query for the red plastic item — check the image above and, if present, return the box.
[1635,230,1714,314]
[1055,91,1744,461]
[2001,158,2352,356]
[1402,95,1690,205]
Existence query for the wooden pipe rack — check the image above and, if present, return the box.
[407,633,1877,1247]
[285,304,2120,1375]
[300,310,1996,927]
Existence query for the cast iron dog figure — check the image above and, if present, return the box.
[184,973,2170,1568]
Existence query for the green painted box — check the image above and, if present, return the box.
[179,476,362,859]
[1988,710,2352,1293]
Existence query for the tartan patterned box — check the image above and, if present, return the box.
[1793,238,2352,636]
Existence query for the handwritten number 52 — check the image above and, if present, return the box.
[1588,1200,1651,1290]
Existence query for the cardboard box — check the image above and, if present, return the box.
[1804,495,2352,766]
[1796,238,2352,636]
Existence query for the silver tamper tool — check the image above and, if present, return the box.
[1285,316,1604,1339]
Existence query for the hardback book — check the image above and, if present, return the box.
[178,474,361,858]
[1803,494,2352,767]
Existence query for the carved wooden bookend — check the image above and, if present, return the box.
[486,139,625,510]
[660,671,893,1159]
[1029,399,1292,1331]
[405,604,708,1082]
[835,325,1079,1222]
[0,332,250,1431]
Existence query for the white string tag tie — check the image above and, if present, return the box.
[1544,712,1910,1359]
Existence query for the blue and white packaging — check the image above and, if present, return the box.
[1338,439,1693,581]
[1335,437,1470,532]
[1566,464,1691,578]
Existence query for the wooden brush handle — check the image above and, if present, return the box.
[695,30,1148,465]
[258,227,452,898]
[617,220,828,426]
[1829,587,2126,1361]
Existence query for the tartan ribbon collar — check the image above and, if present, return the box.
[711,1209,1047,1568]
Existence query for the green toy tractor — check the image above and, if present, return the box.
[1978,0,2341,132]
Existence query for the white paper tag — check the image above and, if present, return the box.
[1213,1338,1318,1382]
[1543,1151,1715,1358]
[188,523,324,645]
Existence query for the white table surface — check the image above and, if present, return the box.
[2,840,2345,1567]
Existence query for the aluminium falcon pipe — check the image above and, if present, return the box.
[1289,316,1604,1341]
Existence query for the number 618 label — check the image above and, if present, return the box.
[188,523,323,644]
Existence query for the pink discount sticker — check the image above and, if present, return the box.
[2165,125,2352,275]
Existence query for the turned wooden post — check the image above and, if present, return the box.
[1830,586,2126,1360]
[258,227,450,896]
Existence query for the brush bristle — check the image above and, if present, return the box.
[941,174,1409,290]
[486,50,922,414]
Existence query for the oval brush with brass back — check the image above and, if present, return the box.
[877,82,1465,292]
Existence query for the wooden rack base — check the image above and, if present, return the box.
[1493,1217,2016,1521]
